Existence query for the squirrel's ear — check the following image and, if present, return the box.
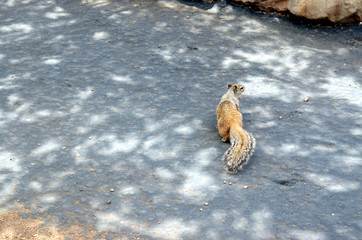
[228,83,233,89]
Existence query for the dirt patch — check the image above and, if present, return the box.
[0,207,102,240]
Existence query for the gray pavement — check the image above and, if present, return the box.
[0,0,361,239]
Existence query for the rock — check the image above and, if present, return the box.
[288,0,362,23]
[208,0,362,23]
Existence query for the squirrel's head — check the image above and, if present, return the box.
[228,83,245,100]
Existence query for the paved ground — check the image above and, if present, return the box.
[0,0,361,239]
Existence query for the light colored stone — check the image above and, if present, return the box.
[288,0,362,23]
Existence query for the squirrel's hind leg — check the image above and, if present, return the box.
[218,124,230,142]
[221,132,230,142]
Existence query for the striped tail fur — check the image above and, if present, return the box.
[222,124,255,173]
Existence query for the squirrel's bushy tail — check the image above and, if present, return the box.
[222,125,255,173]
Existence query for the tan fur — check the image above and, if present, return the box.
[216,83,255,173]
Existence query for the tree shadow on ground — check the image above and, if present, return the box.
[0,0,361,239]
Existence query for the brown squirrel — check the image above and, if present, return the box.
[216,83,255,173]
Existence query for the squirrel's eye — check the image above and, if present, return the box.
[240,87,244,90]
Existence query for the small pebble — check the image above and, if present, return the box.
[223,181,227,184]
[199,208,203,211]
[79,189,83,192]
[303,97,309,102]
[229,182,233,185]
[204,202,209,206]
[186,16,189,19]
[62,147,66,150]
[278,116,283,120]
[110,188,114,192]
[89,136,92,140]
[243,185,249,189]
[107,200,111,204]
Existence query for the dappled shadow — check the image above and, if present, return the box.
[0,0,361,239]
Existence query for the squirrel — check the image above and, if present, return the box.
[216,83,255,173]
